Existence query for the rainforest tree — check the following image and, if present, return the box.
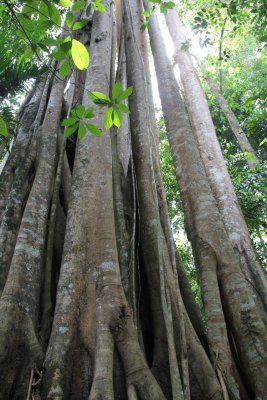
[0,0,266,399]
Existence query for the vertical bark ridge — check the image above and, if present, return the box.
[183,313,223,400]
[0,74,53,293]
[111,30,132,306]
[139,6,193,390]
[138,9,192,392]
[152,117,192,400]
[0,84,39,217]
[123,1,189,397]
[40,129,66,346]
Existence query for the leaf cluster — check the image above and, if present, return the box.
[62,83,133,140]
[141,0,175,31]
[62,104,102,140]
[0,106,17,160]
[89,83,132,130]
[1,0,107,78]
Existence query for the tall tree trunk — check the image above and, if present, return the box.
[0,71,65,399]
[165,7,267,316]
[145,4,267,399]
[45,4,166,399]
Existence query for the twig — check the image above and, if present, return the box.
[26,368,34,400]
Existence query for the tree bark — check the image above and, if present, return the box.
[165,7,267,317]
[0,71,65,399]
[146,5,267,399]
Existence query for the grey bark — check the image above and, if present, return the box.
[0,73,65,399]
[146,5,267,399]
[165,8,267,318]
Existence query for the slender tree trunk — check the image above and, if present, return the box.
[198,61,258,169]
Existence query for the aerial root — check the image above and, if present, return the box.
[0,306,44,399]
[114,311,166,400]
[127,385,139,400]
[89,325,115,400]
[26,367,43,400]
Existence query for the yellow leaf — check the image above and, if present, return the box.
[71,39,89,70]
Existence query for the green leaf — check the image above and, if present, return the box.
[89,91,111,105]
[89,91,111,102]
[112,82,123,100]
[160,4,168,14]
[259,137,267,146]
[22,47,34,61]
[116,86,133,102]
[240,152,256,161]
[78,123,87,139]
[117,103,129,114]
[84,107,95,118]
[42,37,59,46]
[71,39,89,70]
[259,34,267,43]
[164,1,175,8]
[104,107,114,130]
[72,0,86,11]
[62,117,78,126]
[141,21,148,32]
[59,0,72,7]
[59,60,71,77]
[93,4,107,12]
[64,124,78,138]
[75,104,85,118]
[66,12,74,28]
[63,35,72,43]
[112,108,122,128]
[73,20,88,30]
[48,3,62,26]
[159,2,175,15]
[0,117,8,137]
[86,123,102,136]
[93,0,107,12]
[50,50,66,61]
[70,108,77,117]
[60,38,72,53]
[142,11,150,17]
[38,20,54,30]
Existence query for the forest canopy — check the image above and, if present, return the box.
[0,0,266,399]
